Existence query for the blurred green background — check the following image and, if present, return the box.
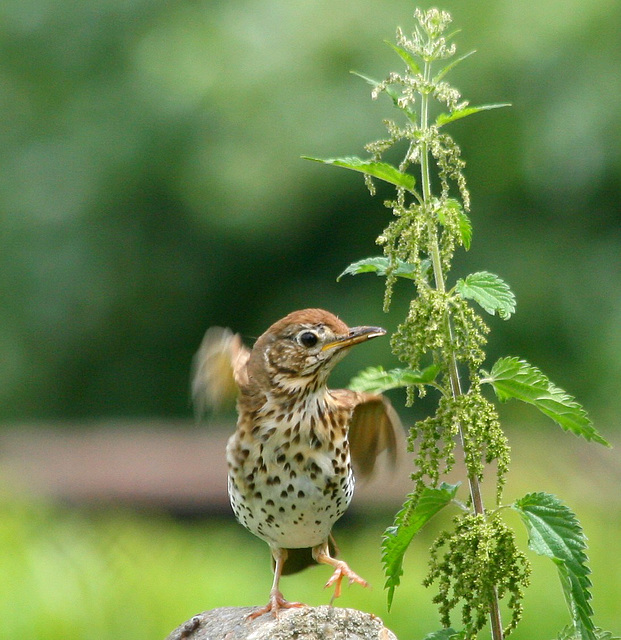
[1,0,620,638]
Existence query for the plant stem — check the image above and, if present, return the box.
[420,57,504,640]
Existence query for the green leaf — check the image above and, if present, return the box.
[337,256,416,281]
[456,271,516,319]
[385,40,422,74]
[438,199,472,250]
[483,357,609,446]
[457,212,472,250]
[556,627,621,640]
[433,50,476,83]
[350,71,409,115]
[349,364,440,394]
[302,156,416,192]
[423,629,462,640]
[513,493,596,640]
[592,632,621,640]
[435,103,511,127]
[383,483,459,609]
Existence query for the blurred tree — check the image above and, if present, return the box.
[0,0,619,424]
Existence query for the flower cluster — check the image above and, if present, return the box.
[425,514,531,637]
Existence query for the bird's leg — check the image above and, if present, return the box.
[247,548,306,620]
[312,541,369,604]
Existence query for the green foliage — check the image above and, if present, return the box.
[337,256,419,281]
[482,358,609,446]
[556,628,621,640]
[385,40,422,75]
[455,272,516,320]
[382,482,459,610]
[513,493,596,640]
[307,5,614,639]
[348,364,440,394]
[423,629,462,640]
[437,199,472,250]
[435,104,511,128]
[302,156,416,192]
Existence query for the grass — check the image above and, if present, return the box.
[0,427,618,639]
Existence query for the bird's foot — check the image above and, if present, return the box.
[247,590,306,620]
[324,560,369,602]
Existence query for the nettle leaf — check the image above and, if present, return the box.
[383,483,459,609]
[436,103,511,127]
[438,199,472,250]
[385,40,422,74]
[483,357,609,446]
[456,271,516,319]
[457,212,472,250]
[337,256,416,281]
[349,364,440,394]
[302,156,416,192]
[433,50,476,83]
[513,493,596,640]
[350,71,411,116]
[591,632,621,640]
[556,627,621,640]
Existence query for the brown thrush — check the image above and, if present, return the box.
[192,309,402,617]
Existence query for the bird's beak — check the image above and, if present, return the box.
[321,326,386,351]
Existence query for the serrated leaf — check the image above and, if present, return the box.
[436,103,511,127]
[302,156,416,192]
[337,256,416,281]
[513,493,596,640]
[483,357,609,446]
[385,40,422,74]
[456,271,516,319]
[437,199,472,250]
[349,364,440,394]
[433,50,476,83]
[383,483,459,609]
[556,627,621,640]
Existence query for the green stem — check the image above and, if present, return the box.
[419,57,504,640]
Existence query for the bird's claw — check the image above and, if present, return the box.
[247,590,306,620]
[324,561,369,602]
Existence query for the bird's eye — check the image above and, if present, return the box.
[299,331,318,348]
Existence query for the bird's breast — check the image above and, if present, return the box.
[226,396,355,548]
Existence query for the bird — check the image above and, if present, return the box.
[192,308,402,618]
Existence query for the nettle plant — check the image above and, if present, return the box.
[305,8,614,640]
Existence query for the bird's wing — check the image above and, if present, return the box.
[191,327,250,414]
[331,389,405,479]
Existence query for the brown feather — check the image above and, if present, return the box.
[191,327,250,413]
[330,389,404,478]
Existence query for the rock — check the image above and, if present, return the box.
[165,605,398,640]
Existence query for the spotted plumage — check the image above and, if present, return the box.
[193,309,402,618]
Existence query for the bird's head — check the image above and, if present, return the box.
[249,309,385,394]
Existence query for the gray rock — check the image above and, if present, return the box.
[165,605,398,640]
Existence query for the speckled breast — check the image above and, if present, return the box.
[226,400,355,549]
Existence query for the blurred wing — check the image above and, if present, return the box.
[332,389,405,479]
[191,327,250,414]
